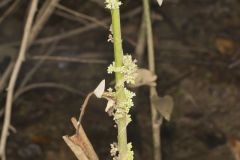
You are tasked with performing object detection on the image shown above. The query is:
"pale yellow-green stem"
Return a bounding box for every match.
[111,3,128,160]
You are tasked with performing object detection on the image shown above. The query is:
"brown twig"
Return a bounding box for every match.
[77,92,94,134]
[0,62,14,93]
[0,0,20,24]
[19,42,58,88]
[34,19,111,45]
[28,0,60,44]
[55,4,136,47]
[135,14,146,65]
[54,10,89,25]
[0,82,85,118]
[89,0,104,7]
[0,1,38,158]
[13,82,85,102]
[29,55,108,64]
[0,0,13,8]
[56,4,106,27]
[143,0,163,159]
[0,7,141,48]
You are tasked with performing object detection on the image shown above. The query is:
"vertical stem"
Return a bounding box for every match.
[0,0,38,158]
[112,8,123,82]
[111,3,128,160]
[143,0,162,160]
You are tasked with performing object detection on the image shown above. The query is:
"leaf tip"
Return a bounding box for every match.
[94,79,105,98]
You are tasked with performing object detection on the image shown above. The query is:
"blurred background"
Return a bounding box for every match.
[0,0,240,159]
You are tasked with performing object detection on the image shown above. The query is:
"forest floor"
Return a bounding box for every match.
[0,0,240,160]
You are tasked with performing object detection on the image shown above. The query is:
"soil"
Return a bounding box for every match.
[0,0,240,160]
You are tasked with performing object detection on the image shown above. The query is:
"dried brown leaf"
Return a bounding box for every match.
[215,38,236,55]
[132,68,157,88]
[63,136,89,160]
[63,117,99,160]
[228,137,240,160]
[151,94,174,121]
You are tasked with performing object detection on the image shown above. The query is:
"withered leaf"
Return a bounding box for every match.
[93,79,105,98]
[157,0,163,6]
[63,117,99,160]
[228,137,240,160]
[63,136,89,160]
[131,68,157,88]
[215,38,236,55]
[151,94,174,121]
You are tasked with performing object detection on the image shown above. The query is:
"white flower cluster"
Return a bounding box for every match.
[105,0,122,9]
[120,88,135,113]
[122,55,138,84]
[106,55,136,160]
[104,87,135,121]
[108,55,138,85]
[127,143,134,160]
[106,55,137,123]
[109,142,134,160]
[110,143,119,160]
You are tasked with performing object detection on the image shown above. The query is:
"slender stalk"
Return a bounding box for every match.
[143,0,162,160]
[111,4,128,160]
[0,0,38,158]
[112,8,123,82]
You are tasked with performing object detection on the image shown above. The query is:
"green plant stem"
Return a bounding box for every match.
[143,0,162,160]
[111,4,128,160]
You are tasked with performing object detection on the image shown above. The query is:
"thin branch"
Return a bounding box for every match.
[0,82,85,118]
[28,0,60,44]
[19,42,58,88]
[135,14,146,65]
[0,7,141,48]
[143,0,162,160]
[0,0,20,24]
[56,4,106,28]
[0,0,38,158]
[77,92,94,134]
[0,0,13,8]
[55,4,136,47]
[54,10,89,25]
[13,82,85,102]
[89,0,104,7]
[0,62,14,93]
[29,55,108,64]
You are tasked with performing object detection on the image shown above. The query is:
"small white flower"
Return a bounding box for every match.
[107,55,138,85]
[108,34,114,43]
[105,0,122,9]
